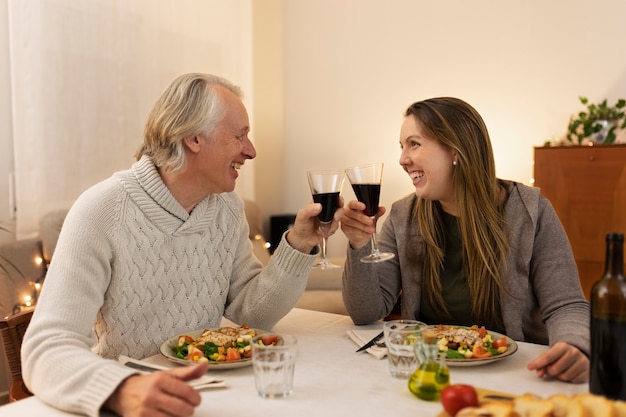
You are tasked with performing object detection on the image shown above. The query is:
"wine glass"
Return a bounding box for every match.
[345,162,395,263]
[307,170,345,269]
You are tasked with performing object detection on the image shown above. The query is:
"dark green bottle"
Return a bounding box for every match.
[590,233,626,400]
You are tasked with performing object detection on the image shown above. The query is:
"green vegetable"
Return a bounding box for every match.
[446,350,466,360]
[172,343,189,359]
[203,342,219,358]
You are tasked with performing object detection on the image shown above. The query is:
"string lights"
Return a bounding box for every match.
[11,254,47,315]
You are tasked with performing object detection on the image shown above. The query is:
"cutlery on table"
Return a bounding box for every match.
[355,331,385,352]
[119,355,226,390]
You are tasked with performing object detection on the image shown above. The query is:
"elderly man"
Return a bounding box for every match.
[22,73,341,417]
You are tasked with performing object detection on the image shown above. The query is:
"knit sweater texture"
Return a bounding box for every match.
[22,156,314,416]
[342,181,590,355]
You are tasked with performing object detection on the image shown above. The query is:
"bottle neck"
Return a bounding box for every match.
[605,235,625,278]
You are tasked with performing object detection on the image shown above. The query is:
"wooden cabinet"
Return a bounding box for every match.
[533,144,626,300]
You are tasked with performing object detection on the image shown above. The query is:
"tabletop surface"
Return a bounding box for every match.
[0,308,589,416]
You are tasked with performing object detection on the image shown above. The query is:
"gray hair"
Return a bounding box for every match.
[136,73,243,172]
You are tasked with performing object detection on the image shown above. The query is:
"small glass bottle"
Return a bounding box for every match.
[408,330,450,401]
[590,232,626,400]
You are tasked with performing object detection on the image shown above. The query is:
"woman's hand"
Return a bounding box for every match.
[340,199,386,250]
[286,197,345,254]
[526,341,589,384]
[104,361,209,417]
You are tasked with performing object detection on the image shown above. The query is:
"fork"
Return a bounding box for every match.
[120,356,226,389]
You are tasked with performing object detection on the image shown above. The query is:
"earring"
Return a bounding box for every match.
[453,160,458,166]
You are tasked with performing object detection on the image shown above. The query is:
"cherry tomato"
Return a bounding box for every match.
[492,337,507,349]
[440,384,479,416]
[472,343,491,359]
[261,335,279,345]
[177,335,194,346]
[185,345,205,361]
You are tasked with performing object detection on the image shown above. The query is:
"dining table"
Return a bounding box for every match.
[0,308,590,416]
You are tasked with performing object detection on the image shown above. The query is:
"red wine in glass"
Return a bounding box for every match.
[350,184,380,217]
[313,192,340,222]
[307,170,345,269]
[345,163,395,264]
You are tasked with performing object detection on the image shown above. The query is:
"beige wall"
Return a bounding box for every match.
[267,0,626,257]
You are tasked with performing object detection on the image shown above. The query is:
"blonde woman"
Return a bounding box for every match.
[341,97,589,384]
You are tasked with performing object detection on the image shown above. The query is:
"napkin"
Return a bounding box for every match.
[117,355,227,389]
[346,329,387,360]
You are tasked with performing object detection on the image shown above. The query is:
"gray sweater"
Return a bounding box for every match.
[343,181,590,355]
[22,156,315,416]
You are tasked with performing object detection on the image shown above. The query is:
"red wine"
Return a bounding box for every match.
[590,316,626,399]
[313,192,340,223]
[351,183,380,217]
[590,233,626,401]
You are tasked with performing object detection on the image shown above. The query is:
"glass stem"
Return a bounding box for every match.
[321,236,329,263]
[369,217,381,256]
[319,221,332,262]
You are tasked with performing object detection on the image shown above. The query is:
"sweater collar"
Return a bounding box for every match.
[119,156,215,235]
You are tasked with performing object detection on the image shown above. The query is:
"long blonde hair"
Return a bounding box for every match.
[404,97,508,330]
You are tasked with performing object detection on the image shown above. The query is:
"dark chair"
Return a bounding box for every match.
[0,309,34,402]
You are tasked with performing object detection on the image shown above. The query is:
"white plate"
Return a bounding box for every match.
[433,326,518,367]
[159,327,266,370]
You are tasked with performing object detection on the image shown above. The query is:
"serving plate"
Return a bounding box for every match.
[159,327,266,369]
[431,326,518,367]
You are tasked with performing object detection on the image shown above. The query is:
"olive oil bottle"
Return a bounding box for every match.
[590,233,626,400]
[408,330,450,401]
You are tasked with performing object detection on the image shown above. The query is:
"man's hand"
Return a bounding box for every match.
[527,341,589,384]
[286,198,344,254]
[104,361,209,417]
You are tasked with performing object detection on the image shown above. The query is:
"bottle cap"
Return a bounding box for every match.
[606,233,624,242]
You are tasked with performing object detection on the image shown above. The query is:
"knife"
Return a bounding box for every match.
[123,360,164,373]
[356,331,384,352]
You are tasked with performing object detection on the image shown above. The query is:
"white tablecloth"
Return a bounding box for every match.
[0,308,589,416]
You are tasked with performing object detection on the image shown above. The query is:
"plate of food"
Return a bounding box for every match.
[160,325,267,369]
[425,324,518,367]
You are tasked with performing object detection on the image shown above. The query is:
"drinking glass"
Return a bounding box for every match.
[383,320,427,379]
[306,170,345,269]
[345,162,395,263]
[251,333,297,399]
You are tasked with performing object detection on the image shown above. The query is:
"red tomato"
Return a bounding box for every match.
[177,335,194,346]
[472,343,491,359]
[261,335,279,346]
[492,337,507,349]
[226,347,241,361]
[185,345,205,362]
[440,384,479,416]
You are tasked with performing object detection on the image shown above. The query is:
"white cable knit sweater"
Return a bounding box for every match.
[22,156,314,416]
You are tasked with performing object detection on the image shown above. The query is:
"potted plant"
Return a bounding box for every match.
[566,96,626,145]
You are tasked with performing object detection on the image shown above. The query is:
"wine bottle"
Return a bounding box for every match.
[590,232,626,400]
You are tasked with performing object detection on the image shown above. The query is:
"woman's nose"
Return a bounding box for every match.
[399,149,410,166]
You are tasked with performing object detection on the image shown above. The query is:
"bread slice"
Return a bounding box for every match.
[513,394,554,417]
[613,400,626,417]
[456,406,494,417]
[456,402,518,417]
[578,393,617,417]
[548,393,589,417]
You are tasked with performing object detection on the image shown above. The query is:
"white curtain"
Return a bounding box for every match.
[8,0,254,239]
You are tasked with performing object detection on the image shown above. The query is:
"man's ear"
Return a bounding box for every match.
[184,136,201,153]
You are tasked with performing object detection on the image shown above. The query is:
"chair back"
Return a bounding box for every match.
[0,309,34,401]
